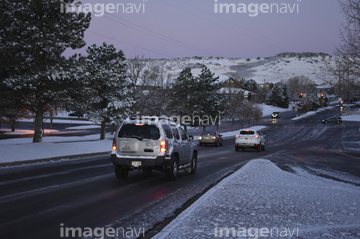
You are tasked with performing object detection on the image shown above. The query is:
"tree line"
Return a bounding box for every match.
[2,0,359,143]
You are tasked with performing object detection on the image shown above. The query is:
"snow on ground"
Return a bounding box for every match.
[290,106,335,121]
[248,55,330,83]
[260,104,291,117]
[148,54,335,85]
[0,133,114,164]
[154,159,360,239]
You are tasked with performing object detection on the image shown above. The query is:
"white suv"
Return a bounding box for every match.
[111,118,198,180]
[235,129,266,152]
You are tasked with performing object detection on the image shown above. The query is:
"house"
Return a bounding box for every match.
[218,76,253,101]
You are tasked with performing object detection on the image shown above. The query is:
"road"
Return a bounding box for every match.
[0,106,359,239]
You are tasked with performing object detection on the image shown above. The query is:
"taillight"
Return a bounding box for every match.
[199,136,202,140]
[236,135,239,138]
[160,140,166,153]
[112,138,117,151]
[254,135,259,138]
[212,136,216,140]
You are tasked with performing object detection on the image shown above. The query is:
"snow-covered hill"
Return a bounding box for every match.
[141,52,335,85]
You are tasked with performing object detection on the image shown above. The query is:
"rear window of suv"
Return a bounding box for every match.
[240,130,255,135]
[118,123,160,140]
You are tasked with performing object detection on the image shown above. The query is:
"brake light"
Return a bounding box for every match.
[199,136,202,140]
[212,136,216,140]
[160,140,166,153]
[254,135,259,138]
[112,138,117,151]
[236,135,239,138]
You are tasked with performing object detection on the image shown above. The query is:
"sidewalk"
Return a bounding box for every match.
[153,159,360,239]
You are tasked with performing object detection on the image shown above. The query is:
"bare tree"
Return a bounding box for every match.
[243,102,254,128]
[286,76,316,100]
[224,90,245,131]
[127,55,147,115]
[252,104,263,125]
[331,0,360,101]
[338,0,360,71]
[127,55,147,86]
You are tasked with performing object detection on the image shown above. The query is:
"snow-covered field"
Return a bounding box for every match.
[143,53,334,84]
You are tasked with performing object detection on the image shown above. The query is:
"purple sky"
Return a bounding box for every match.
[64,0,344,59]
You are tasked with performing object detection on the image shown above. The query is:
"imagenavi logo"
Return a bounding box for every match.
[214,0,302,17]
[60,0,148,17]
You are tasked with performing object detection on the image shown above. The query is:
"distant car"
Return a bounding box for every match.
[235,129,266,152]
[199,131,223,147]
[322,116,342,124]
[271,112,281,118]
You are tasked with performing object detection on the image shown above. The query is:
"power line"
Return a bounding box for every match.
[102,14,217,56]
[87,30,174,58]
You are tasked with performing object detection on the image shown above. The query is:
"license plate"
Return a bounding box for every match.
[131,161,142,167]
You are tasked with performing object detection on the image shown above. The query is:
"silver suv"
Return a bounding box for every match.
[111,118,198,180]
[235,129,266,152]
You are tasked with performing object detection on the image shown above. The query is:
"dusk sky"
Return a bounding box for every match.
[64,0,344,59]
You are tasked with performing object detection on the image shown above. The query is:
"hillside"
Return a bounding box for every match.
[141,52,335,85]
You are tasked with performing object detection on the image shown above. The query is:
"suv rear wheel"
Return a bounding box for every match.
[189,153,197,174]
[166,155,179,181]
[114,166,129,179]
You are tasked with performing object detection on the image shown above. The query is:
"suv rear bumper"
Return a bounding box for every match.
[111,153,170,169]
[235,143,259,149]
[199,139,217,144]
[235,140,261,149]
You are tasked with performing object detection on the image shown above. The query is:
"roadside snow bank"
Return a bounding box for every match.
[0,134,113,164]
[154,159,360,239]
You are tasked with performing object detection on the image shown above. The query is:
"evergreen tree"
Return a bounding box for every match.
[0,0,91,142]
[193,67,224,130]
[267,82,289,108]
[74,43,133,140]
[171,68,195,115]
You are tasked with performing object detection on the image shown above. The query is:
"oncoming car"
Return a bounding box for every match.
[235,129,266,152]
[199,131,223,147]
[321,116,342,124]
[271,112,281,119]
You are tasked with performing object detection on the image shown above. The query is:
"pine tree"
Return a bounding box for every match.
[171,68,195,115]
[267,82,289,108]
[193,67,224,130]
[0,0,91,142]
[75,43,132,140]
